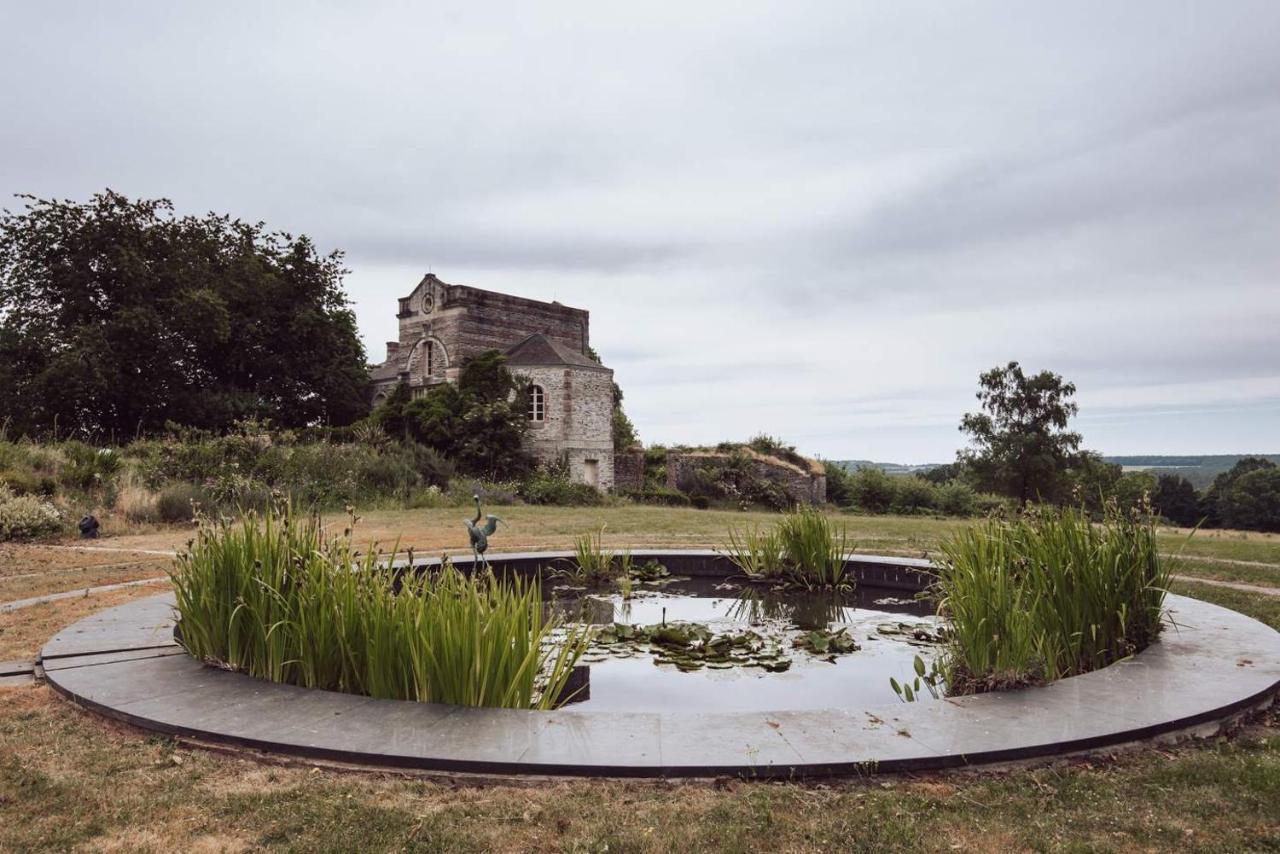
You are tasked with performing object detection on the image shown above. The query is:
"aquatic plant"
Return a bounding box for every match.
[170,503,589,709]
[935,503,1170,694]
[560,526,616,586]
[723,506,852,589]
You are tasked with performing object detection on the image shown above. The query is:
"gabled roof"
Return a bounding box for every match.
[505,333,608,371]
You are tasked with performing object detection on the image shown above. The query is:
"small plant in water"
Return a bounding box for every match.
[559,526,617,586]
[889,654,944,703]
[723,506,852,589]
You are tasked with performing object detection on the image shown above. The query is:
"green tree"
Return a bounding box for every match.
[958,362,1082,503]
[1152,474,1201,527]
[1217,468,1280,533]
[0,191,368,438]
[378,350,535,480]
[1202,457,1277,527]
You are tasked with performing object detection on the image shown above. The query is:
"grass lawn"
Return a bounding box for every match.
[2,505,1278,852]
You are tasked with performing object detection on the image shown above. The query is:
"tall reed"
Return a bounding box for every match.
[723,506,852,589]
[937,503,1170,693]
[170,504,589,709]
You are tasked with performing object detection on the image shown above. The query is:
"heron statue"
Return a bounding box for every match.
[464,493,503,570]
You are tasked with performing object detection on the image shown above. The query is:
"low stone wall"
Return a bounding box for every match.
[664,449,826,505]
[613,447,645,492]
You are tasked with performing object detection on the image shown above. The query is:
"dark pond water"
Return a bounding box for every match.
[539,574,947,713]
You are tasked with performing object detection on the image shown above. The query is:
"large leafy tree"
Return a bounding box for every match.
[1218,467,1280,533]
[0,191,369,438]
[1203,457,1278,529]
[1152,473,1201,527]
[958,361,1082,503]
[378,350,535,480]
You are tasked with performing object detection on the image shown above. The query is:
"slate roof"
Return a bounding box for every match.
[505,333,608,371]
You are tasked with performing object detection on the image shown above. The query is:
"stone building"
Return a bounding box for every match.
[368,274,615,490]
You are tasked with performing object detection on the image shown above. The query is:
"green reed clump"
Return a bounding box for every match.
[559,526,617,586]
[937,503,1170,694]
[170,503,589,709]
[724,506,852,589]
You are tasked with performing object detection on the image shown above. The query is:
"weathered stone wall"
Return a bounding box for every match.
[514,365,615,491]
[393,275,589,375]
[613,447,645,492]
[664,449,826,505]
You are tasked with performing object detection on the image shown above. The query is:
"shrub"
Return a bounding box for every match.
[156,482,209,523]
[0,467,57,497]
[60,441,123,490]
[935,480,978,517]
[823,461,856,507]
[519,464,602,506]
[170,505,589,708]
[936,504,1168,694]
[0,484,63,540]
[624,486,690,507]
[850,467,896,513]
[892,476,938,514]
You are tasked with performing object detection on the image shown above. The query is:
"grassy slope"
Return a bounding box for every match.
[1,505,1278,852]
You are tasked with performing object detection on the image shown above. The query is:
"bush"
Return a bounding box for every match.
[624,486,690,507]
[823,461,856,507]
[0,484,63,540]
[849,468,896,513]
[0,467,57,497]
[519,465,602,506]
[170,505,589,708]
[935,481,978,517]
[892,477,938,514]
[156,482,209,523]
[60,441,124,490]
[937,504,1168,694]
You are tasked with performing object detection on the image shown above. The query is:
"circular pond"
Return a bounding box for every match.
[40,550,1280,779]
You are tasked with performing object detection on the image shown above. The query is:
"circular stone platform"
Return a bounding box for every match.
[39,551,1280,778]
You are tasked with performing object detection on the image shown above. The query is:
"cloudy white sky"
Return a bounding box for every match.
[3,2,1278,462]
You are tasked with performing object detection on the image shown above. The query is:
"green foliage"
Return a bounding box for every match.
[935,480,978,516]
[1152,474,1201,527]
[746,434,809,470]
[170,504,589,709]
[724,507,852,589]
[519,459,602,506]
[561,527,618,586]
[1203,457,1278,529]
[0,483,63,540]
[959,361,1083,503]
[891,476,937,514]
[1217,467,1280,533]
[59,442,123,490]
[0,191,368,438]
[822,460,856,507]
[676,449,793,511]
[849,467,897,513]
[936,504,1169,693]
[373,351,534,481]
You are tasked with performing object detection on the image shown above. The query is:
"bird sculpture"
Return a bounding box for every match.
[464,494,502,570]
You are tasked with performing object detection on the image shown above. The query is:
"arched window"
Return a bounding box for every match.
[528,385,545,422]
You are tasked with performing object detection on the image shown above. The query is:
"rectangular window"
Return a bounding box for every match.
[529,385,545,421]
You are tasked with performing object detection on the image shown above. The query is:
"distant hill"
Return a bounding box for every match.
[832,460,944,476]
[833,454,1280,490]
[1104,454,1280,490]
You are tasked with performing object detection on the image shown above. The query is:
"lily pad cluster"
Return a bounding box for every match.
[875,622,948,646]
[791,627,860,661]
[586,619,869,673]
[587,621,793,672]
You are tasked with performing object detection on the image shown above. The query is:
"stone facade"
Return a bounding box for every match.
[368,274,613,491]
[612,447,646,493]
[664,449,826,505]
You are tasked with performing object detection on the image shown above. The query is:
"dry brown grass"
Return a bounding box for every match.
[0,583,170,660]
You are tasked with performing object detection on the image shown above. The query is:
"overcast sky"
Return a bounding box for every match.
[3,2,1278,462]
